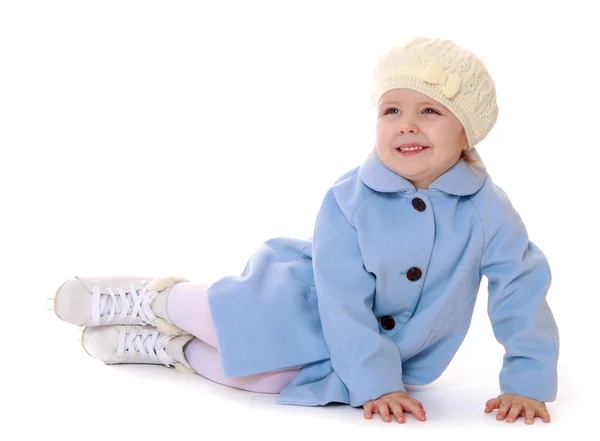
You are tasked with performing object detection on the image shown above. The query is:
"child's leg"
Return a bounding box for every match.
[184,338,301,393]
[166,282,219,348]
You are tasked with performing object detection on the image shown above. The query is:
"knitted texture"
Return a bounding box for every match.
[371,37,498,149]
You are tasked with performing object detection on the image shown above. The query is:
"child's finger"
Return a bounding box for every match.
[505,403,523,423]
[388,400,405,424]
[377,402,392,423]
[485,397,500,413]
[537,406,551,423]
[403,400,427,421]
[496,401,511,420]
[363,402,375,419]
[525,407,536,424]
[411,399,424,410]
[411,400,427,418]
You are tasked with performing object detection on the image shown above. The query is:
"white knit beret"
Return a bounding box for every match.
[371,37,499,149]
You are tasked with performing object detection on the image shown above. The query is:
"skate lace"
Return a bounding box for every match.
[117,326,174,366]
[91,280,158,325]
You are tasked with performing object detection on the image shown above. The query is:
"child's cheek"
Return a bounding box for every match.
[375,121,392,143]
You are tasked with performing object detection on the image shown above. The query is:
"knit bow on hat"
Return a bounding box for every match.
[421,60,462,99]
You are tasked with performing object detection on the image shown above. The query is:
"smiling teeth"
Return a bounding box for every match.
[400,146,424,151]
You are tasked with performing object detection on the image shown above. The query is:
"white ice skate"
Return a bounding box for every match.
[54,276,189,335]
[81,325,195,374]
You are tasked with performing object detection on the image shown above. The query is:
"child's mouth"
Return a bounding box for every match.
[396,146,429,156]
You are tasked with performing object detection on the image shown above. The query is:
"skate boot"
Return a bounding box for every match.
[54,276,189,335]
[81,325,195,374]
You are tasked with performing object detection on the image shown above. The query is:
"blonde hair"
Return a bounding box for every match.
[461,147,484,168]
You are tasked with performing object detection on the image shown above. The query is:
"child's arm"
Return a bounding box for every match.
[479,185,559,403]
[312,188,405,408]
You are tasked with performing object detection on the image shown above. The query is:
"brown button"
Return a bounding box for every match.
[412,198,426,212]
[381,315,395,330]
[407,267,422,281]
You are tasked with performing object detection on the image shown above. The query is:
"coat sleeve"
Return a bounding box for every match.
[479,186,559,402]
[311,188,406,407]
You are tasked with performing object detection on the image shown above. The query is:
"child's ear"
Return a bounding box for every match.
[461,130,469,150]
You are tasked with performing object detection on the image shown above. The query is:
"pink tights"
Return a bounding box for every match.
[166,282,301,394]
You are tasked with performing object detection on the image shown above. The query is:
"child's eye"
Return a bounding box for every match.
[423,108,440,115]
[383,107,399,115]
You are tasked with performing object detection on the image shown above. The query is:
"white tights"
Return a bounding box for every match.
[167,282,301,393]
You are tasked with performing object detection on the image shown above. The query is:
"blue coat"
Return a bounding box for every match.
[206,149,560,408]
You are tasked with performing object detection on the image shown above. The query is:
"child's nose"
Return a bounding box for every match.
[398,121,419,134]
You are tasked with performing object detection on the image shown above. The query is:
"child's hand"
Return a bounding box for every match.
[485,394,551,424]
[363,391,427,423]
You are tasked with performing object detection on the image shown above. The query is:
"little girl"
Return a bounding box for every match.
[54,37,559,425]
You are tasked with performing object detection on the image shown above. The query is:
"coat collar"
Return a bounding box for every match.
[358,149,487,196]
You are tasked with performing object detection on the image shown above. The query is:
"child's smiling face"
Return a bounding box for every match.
[375,88,468,189]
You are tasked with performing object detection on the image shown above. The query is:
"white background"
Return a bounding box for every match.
[2,0,598,439]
